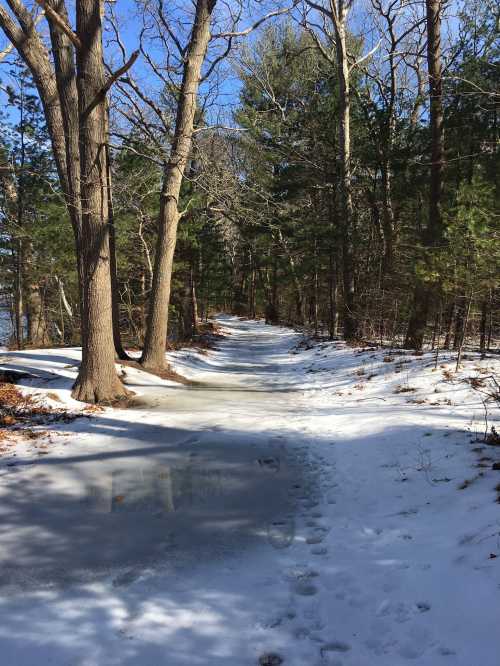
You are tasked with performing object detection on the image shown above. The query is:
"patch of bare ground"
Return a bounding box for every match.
[118,360,191,386]
[169,321,229,354]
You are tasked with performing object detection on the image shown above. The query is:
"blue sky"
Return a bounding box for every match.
[0,0,466,129]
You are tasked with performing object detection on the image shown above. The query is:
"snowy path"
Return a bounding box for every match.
[0,316,499,665]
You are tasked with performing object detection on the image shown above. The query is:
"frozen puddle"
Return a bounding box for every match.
[127,384,303,414]
[87,464,227,514]
[0,437,305,590]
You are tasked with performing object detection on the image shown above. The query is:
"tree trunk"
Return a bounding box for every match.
[71,0,127,403]
[0,3,84,304]
[26,283,50,346]
[46,0,84,310]
[479,297,488,354]
[105,129,130,360]
[14,239,23,349]
[276,229,304,324]
[328,251,339,338]
[190,269,199,335]
[335,18,358,341]
[249,250,256,319]
[443,299,455,349]
[455,290,472,372]
[405,0,444,349]
[141,0,216,370]
[453,297,465,351]
[380,157,396,274]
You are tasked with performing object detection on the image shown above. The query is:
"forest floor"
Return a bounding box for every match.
[0,315,499,666]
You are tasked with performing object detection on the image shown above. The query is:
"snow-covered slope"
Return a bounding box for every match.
[0,315,498,666]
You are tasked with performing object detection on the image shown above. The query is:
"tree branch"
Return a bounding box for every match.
[211,2,300,39]
[82,50,140,119]
[33,0,81,49]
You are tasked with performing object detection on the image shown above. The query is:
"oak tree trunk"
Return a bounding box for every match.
[405,0,444,349]
[141,0,216,369]
[71,0,127,402]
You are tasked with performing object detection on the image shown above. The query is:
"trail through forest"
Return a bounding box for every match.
[0,316,499,665]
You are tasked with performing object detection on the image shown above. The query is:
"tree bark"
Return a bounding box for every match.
[105,128,130,360]
[190,268,199,335]
[380,157,396,274]
[277,229,304,325]
[328,251,339,338]
[0,1,128,401]
[71,0,127,402]
[141,0,216,369]
[405,0,445,349]
[443,299,455,349]
[479,297,488,354]
[26,283,50,346]
[14,238,23,349]
[335,14,359,341]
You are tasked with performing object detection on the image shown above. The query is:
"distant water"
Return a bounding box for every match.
[0,308,13,346]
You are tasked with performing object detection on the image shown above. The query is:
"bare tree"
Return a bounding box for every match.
[139,0,217,369]
[0,0,136,401]
[405,0,445,349]
[109,0,296,370]
[302,0,378,340]
[358,0,426,275]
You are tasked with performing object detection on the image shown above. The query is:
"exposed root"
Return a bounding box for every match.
[71,376,131,405]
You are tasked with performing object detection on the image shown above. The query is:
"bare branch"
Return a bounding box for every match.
[82,49,139,119]
[349,38,381,71]
[211,2,300,40]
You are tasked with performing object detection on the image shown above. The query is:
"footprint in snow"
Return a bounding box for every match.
[258,653,284,666]
[257,457,280,473]
[256,615,283,629]
[285,565,319,581]
[293,626,310,639]
[320,641,352,657]
[285,566,320,596]
[267,517,295,549]
[311,546,328,555]
[112,568,142,588]
[377,599,432,621]
[293,580,318,596]
[306,527,328,545]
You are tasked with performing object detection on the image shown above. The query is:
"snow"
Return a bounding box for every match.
[0,315,499,665]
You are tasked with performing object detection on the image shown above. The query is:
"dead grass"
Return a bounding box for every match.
[485,427,500,447]
[458,476,480,490]
[394,385,417,394]
[469,376,486,389]
[0,381,82,449]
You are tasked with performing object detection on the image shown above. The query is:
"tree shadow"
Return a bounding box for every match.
[0,418,313,591]
[0,419,484,665]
